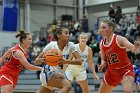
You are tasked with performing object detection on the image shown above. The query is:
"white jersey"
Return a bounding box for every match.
[67,43,89,70]
[43,41,77,73]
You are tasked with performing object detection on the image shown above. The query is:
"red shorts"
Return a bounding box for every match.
[103,64,135,86]
[0,71,18,89]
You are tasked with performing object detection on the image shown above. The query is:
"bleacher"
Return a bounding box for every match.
[14,70,127,93]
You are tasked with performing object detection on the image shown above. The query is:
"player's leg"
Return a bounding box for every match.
[36,85,53,93]
[48,73,71,93]
[121,76,134,93]
[98,70,115,93]
[121,65,135,93]
[76,70,90,93]
[1,84,13,93]
[0,73,15,93]
[60,79,72,93]
[77,80,90,93]
[98,81,115,93]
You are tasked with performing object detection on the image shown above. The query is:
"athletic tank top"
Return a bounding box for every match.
[101,34,131,69]
[0,44,28,74]
[67,43,89,70]
[43,41,77,73]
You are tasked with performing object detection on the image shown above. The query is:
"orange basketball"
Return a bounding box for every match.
[44,49,62,66]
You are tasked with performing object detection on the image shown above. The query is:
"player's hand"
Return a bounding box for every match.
[134,41,140,48]
[58,58,65,65]
[34,58,45,63]
[98,64,105,72]
[0,58,2,65]
[94,74,99,80]
[97,28,102,35]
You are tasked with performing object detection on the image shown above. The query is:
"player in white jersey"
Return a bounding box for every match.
[34,25,82,93]
[65,32,99,93]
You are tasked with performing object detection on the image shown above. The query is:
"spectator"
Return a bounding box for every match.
[135,33,140,61]
[136,6,140,23]
[115,6,122,24]
[88,34,100,56]
[82,15,89,33]
[73,20,80,35]
[119,15,128,36]
[128,13,136,25]
[108,6,115,20]
[32,44,41,60]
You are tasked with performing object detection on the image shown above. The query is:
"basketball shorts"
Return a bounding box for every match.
[65,69,87,81]
[0,71,18,88]
[40,66,57,90]
[103,64,135,86]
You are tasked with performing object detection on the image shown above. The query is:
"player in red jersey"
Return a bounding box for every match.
[98,19,140,93]
[0,30,42,93]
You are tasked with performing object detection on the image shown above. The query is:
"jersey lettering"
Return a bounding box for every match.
[106,53,119,65]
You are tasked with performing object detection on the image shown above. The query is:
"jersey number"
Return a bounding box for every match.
[106,53,119,64]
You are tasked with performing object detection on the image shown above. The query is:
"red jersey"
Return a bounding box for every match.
[0,44,28,74]
[101,34,131,69]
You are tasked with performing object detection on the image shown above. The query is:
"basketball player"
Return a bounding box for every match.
[0,30,42,93]
[65,32,99,93]
[34,25,82,93]
[98,19,140,93]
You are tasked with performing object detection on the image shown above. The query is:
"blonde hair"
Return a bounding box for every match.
[78,32,88,40]
[79,32,88,37]
[102,19,115,30]
[47,25,60,33]
[98,19,115,35]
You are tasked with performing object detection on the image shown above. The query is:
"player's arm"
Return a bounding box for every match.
[14,50,42,71]
[34,52,45,65]
[68,50,73,60]
[60,51,82,65]
[98,43,107,72]
[34,43,52,65]
[88,47,99,80]
[117,35,140,53]
[0,47,13,65]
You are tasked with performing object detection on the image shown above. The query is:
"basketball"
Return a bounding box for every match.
[44,49,62,66]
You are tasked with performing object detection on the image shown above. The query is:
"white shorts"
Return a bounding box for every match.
[40,66,57,90]
[65,69,87,81]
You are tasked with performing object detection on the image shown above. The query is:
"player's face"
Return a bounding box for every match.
[60,28,70,43]
[100,22,112,38]
[79,34,87,44]
[23,35,32,48]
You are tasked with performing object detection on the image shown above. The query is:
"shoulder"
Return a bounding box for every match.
[49,41,57,45]
[14,50,24,56]
[68,42,75,45]
[88,46,92,53]
[75,43,79,47]
[116,34,126,43]
[68,42,75,47]
[45,41,56,47]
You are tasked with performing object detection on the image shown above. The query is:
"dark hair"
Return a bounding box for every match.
[47,25,67,40]
[15,30,30,42]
